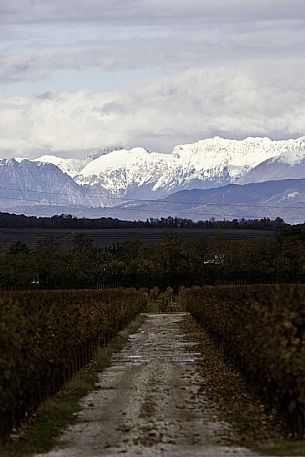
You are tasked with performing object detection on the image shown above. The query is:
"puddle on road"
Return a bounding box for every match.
[175,341,198,348]
[128,333,141,340]
[126,359,150,366]
[172,357,202,366]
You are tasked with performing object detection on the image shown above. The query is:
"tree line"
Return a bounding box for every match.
[1,226,305,290]
[0,212,287,231]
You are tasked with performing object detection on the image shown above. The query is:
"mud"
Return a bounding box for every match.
[35,313,256,457]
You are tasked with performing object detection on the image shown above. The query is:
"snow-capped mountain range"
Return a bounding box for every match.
[2,136,305,219]
[33,136,305,196]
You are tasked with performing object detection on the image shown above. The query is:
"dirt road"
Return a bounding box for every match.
[35,313,256,456]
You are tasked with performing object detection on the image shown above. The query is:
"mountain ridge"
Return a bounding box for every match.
[2,136,305,222]
[0,158,112,209]
[238,148,305,184]
[33,136,305,199]
[103,178,305,223]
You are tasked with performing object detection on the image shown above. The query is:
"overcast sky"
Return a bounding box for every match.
[1,0,305,157]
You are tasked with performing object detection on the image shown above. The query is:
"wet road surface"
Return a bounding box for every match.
[35,313,256,457]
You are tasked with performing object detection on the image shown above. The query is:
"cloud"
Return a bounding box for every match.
[0,2,305,153]
[1,20,305,86]
[0,69,304,157]
[1,1,305,25]
[1,0,305,98]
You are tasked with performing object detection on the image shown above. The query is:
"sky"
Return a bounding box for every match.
[1,0,305,157]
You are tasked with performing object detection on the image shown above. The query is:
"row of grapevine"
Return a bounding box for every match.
[0,288,147,437]
[180,284,305,433]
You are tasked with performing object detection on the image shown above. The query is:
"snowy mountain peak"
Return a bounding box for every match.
[75,137,304,197]
[34,154,88,177]
[171,136,305,176]
[82,147,157,177]
[7,136,305,206]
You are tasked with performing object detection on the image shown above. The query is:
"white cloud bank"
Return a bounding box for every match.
[1,69,305,157]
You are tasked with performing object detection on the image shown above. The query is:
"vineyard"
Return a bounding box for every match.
[179,284,305,433]
[3,281,305,453]
[0,288,147,437]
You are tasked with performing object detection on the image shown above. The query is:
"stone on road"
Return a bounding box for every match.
[35,313,255,457]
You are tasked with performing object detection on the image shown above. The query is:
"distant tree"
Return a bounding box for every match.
[1,242,32,289]
[33,238,67,289]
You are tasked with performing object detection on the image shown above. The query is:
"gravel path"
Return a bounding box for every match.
[35,313,256,457]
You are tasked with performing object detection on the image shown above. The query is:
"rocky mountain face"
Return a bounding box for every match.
[0,159,112,210]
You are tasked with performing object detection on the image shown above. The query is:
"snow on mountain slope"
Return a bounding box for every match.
[0,159,111,210]
[33,147,125,178]
[172,137,305,176]
[34,155,88,178]
[75,137,305,198]
[277,148,305,165]
[13,136,305,207]
[79,148,184,197]
[238,148,305,184]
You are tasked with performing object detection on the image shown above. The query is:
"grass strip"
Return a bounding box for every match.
[257,440,305,456]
